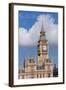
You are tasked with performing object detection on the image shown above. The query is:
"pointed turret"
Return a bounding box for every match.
[40,23,46,40]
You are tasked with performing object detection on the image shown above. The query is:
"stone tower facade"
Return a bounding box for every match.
[38,24,48,66]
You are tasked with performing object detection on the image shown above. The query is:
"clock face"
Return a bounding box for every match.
[43,46,46,50]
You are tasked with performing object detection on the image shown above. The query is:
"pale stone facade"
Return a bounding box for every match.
[18,24,53,79]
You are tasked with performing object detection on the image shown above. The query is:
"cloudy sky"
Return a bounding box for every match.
[18,11,58,68]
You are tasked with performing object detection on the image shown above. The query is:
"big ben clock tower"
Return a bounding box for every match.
[19,23,54,79]
[38,24,49,66]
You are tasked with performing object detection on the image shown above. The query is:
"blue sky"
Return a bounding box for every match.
[19,11,58,30]
[18,10,58,68]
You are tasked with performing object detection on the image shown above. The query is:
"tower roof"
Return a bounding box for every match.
[40,23,45,35]
[41,22,44,32]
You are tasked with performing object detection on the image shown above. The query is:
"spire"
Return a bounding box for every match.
[41,22,44,32]
[23,58,25,68]
[40,22,45,34]
[40,22,46,40]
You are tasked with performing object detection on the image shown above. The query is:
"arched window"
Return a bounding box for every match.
[22,75,24,79]
[40,74,42,78]
[37,74,39,78]
[48,73,50,77]
[43,74,45,77]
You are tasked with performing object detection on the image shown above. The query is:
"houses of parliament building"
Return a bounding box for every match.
[18,24,54,79]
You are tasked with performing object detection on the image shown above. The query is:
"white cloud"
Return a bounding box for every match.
[18,15,58,46]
